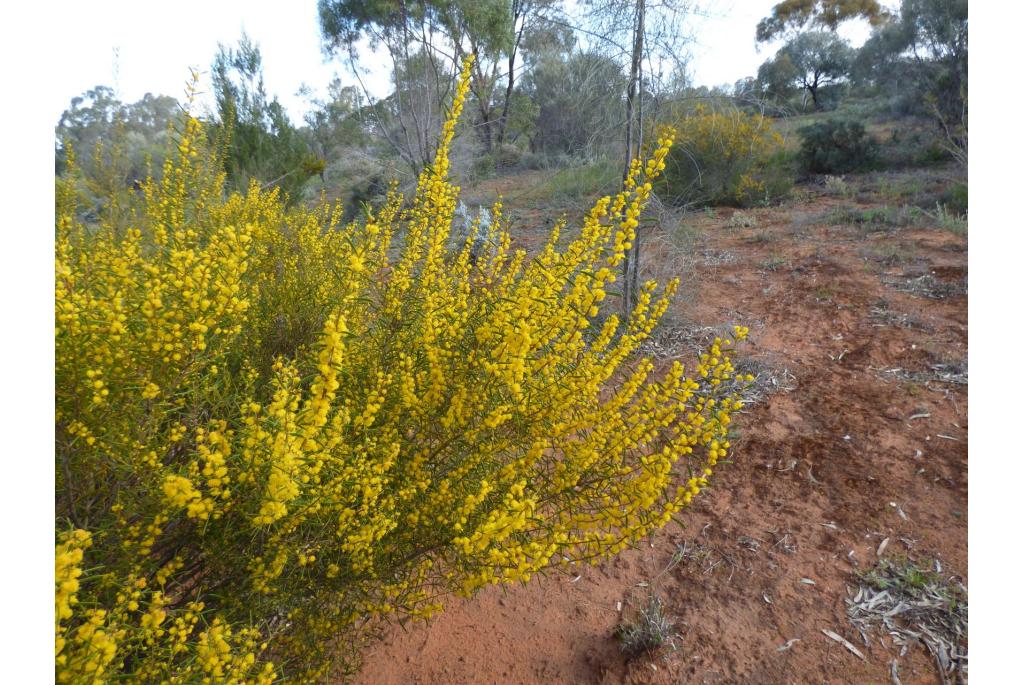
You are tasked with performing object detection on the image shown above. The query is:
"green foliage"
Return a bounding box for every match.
[940,182,967,216]
[756,51,800,103]
[469,143,523,179]
[319,0,511,53]
[501,90,541,146]
[828,204,923,228]
[538,158,620,200]
[853,0,967,155]
[931,202,966,236]
[797,119,878,174]
[521,50,627,156]
[317,0,546,158]
[210,33,316,204]
[871,125,950,169]
[302,77,368,160]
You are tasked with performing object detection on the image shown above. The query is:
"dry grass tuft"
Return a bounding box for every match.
[884,272,966,299]
[639,321,724,361]
[615,594,677,657]
[869,299,930,330]
[726,211,758,229]
[729,356,797,405]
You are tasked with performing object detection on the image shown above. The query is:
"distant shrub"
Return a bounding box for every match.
[915,144,952,166]
[828,204,923,229]
[797,120,878,174]
[515,150,548,170]
[875,126,951,169]
[823,174,853,198]
[656,106,790,207]
[462,144,523,181]
[495,143,521,169]
[322,153,396,219]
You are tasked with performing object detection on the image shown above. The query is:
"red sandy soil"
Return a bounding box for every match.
[351,173,968,684]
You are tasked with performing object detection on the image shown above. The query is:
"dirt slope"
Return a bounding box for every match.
[352,174,968,685]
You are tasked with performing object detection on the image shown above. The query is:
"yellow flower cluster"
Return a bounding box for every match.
[55,58,750,682]
[658,104,786,206]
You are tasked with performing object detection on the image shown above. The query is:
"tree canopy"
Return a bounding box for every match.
[756,0,889,43]
[759,31,853,109]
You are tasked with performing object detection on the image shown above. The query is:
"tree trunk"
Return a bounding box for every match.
[497,4,526,147]
[621,0,645,320]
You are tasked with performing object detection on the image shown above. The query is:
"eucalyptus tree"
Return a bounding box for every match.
[318,0,565,170]
[759,31,854,109]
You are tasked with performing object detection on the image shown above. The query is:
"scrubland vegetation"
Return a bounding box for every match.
[55,0,967,682]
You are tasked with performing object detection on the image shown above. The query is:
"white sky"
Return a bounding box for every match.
[691,1,874,86]
[47,0,876,129]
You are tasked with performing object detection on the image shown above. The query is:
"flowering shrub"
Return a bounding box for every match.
[655,106,789,207]
[55,60,750,682]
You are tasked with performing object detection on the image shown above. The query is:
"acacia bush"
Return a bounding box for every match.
[55,61,750,682]
[655,106,790,207]
[797,119,879,174]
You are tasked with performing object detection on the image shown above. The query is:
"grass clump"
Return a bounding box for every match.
[823,174,854,198]
[930,203,967,236]
[55,59,752,682]
[726,211,758,229]
[615,594,677,656]
[521,157,620,204]
[939,182,967,216]
[760,254,787,272]
[828,204,924,230]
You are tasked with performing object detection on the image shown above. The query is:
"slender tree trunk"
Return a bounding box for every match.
[631,49,644,313]
[497,3,526,147]
[807,70,821,110]
[621,0,645,320]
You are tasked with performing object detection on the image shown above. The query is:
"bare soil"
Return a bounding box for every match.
[352,169,967,685]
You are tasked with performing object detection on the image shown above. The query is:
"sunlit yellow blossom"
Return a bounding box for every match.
[54,57,750,682]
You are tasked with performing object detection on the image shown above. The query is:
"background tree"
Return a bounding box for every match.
[760,31,853,110]
[579,0,699,317]
[492,0,567,148]
[521,49,626,155]
[210,33,317,202]
[300,77,368,163]
[755,50,799,105]
[55,87,178,180]
[318,1,566,169]
[320,1,503,170]
[854,0,966,161]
